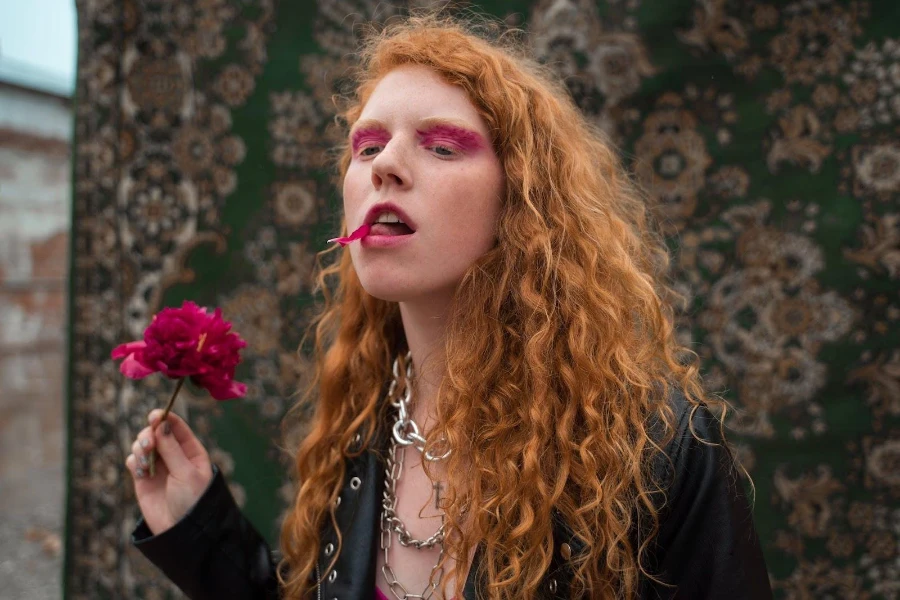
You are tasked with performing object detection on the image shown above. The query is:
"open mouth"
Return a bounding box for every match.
[327,206,418,247]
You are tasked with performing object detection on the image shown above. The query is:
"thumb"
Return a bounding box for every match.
[150,411,205,476]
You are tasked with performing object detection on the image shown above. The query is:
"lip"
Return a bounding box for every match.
[360,231,416,248]
[363,202,418,232]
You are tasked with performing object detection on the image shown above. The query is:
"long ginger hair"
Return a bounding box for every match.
[278,12,720,600]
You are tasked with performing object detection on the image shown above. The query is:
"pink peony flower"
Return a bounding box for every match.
[111,301,247,400]
[327,223,370,246]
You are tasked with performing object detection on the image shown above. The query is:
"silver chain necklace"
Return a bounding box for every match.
[380,352,451,599]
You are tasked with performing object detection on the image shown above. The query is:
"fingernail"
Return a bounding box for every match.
[139,438,149,449]
[139,455,149,467]
[163,422,171,436]
[135,467,145,478]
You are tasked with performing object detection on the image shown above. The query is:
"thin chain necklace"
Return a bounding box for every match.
[380,352,451,599]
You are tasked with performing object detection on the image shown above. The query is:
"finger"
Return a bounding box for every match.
[132,440,154,471]
[132,428,154,455]
[142,451,169,482]
[136,425,155,448]
[148,409,164,426]
[126,451,169,483]
[151,411,208,463]
[125,453,147,480]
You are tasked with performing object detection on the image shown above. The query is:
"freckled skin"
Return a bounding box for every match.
[342,65,505,596]
[342,64,505,304]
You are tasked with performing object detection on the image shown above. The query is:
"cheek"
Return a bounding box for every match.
[342,169,365,213]
[466,166,504,230]
[445,179,502,250]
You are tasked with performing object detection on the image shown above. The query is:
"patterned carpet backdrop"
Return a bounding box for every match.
[65,0,900,598]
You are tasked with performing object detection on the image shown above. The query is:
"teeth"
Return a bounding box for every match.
[373,211,404,224]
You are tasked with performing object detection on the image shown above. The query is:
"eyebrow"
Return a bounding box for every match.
[349,117,487,147]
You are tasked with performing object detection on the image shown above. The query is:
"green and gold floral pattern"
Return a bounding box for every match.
[67,1,900,598]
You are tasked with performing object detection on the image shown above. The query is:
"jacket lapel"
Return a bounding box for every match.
[322,445,384,599]
[335,438,578,599]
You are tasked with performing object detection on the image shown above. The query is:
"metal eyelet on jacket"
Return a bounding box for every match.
[548,578,558,594]
[324,543,334,557]
[349,476,361,490]
[328,569,337,583]
[335,495,341,507]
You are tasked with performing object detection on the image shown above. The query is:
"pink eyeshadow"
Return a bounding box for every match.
[418,124,485,152]
[351,127,390,153]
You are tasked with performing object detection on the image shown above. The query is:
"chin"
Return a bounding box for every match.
[362,287,409,303]
[357,274,457,305]
[357,277,418,303]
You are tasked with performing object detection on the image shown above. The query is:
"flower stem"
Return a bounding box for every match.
[149,377,185,477]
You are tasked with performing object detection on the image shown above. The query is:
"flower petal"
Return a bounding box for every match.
[327,224,370,247]
[194,375,247,400]
[111,341,146,360]
[118,302,246,389]
[119,354,156,379]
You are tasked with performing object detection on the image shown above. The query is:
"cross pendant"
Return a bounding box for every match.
[433,481,443,510]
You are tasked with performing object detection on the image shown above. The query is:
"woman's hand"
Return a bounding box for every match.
[125,409,214,535]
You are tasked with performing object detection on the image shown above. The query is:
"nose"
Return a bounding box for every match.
[370,139,410,190]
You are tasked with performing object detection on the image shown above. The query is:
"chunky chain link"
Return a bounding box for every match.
[380,352,450,599]
[383,436,446,549]
[389,352,452,462]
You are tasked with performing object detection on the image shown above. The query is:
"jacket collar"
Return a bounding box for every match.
[338,431,584,599]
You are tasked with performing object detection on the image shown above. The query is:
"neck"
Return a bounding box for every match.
[398,295,451,428]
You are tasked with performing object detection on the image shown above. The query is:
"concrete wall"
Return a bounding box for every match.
[0,81,70,600]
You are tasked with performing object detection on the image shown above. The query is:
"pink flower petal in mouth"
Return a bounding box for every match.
[327,224,371,246]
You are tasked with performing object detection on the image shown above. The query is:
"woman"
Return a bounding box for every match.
[125,13,772,600]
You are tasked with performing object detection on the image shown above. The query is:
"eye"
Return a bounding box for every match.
[358,145,382,157]
[429,144,456,157]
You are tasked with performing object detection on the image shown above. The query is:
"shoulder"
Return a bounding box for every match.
[649,386,739,499]
[642,389,774,599]
[664,386,727,450]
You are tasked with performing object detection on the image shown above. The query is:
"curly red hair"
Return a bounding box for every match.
[278,11,722,599]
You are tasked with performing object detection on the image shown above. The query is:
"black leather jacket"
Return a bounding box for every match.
[132,393,773,599]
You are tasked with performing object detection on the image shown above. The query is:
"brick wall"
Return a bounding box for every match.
[0,82,71,600]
